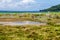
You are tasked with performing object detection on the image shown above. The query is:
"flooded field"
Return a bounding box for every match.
[0,21,46,26]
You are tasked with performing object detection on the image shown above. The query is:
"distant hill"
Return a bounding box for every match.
[40,4,60,12]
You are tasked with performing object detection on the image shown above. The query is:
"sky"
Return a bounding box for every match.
[0,0,60,11]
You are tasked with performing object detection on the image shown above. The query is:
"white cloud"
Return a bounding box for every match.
[0,0,12,3]
[0,0,36,10]
[16,0,36,6]
[20,0,35,3]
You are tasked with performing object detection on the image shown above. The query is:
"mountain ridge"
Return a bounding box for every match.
[40,4,60,12]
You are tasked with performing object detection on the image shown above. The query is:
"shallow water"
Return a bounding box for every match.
[0,21,46,26]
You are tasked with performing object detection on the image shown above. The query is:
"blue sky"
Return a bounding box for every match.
[0,0,60,11]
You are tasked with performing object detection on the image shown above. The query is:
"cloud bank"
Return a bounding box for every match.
[0,0,36,11]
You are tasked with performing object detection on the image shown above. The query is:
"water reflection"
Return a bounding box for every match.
[0,21,46,25]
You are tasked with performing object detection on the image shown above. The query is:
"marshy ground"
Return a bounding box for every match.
[0,12,60,40]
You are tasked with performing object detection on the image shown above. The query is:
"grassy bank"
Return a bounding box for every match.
[0,12,60,22]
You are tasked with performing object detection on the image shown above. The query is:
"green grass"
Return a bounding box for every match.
[0,12,60,40]
[0,25,60,40]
